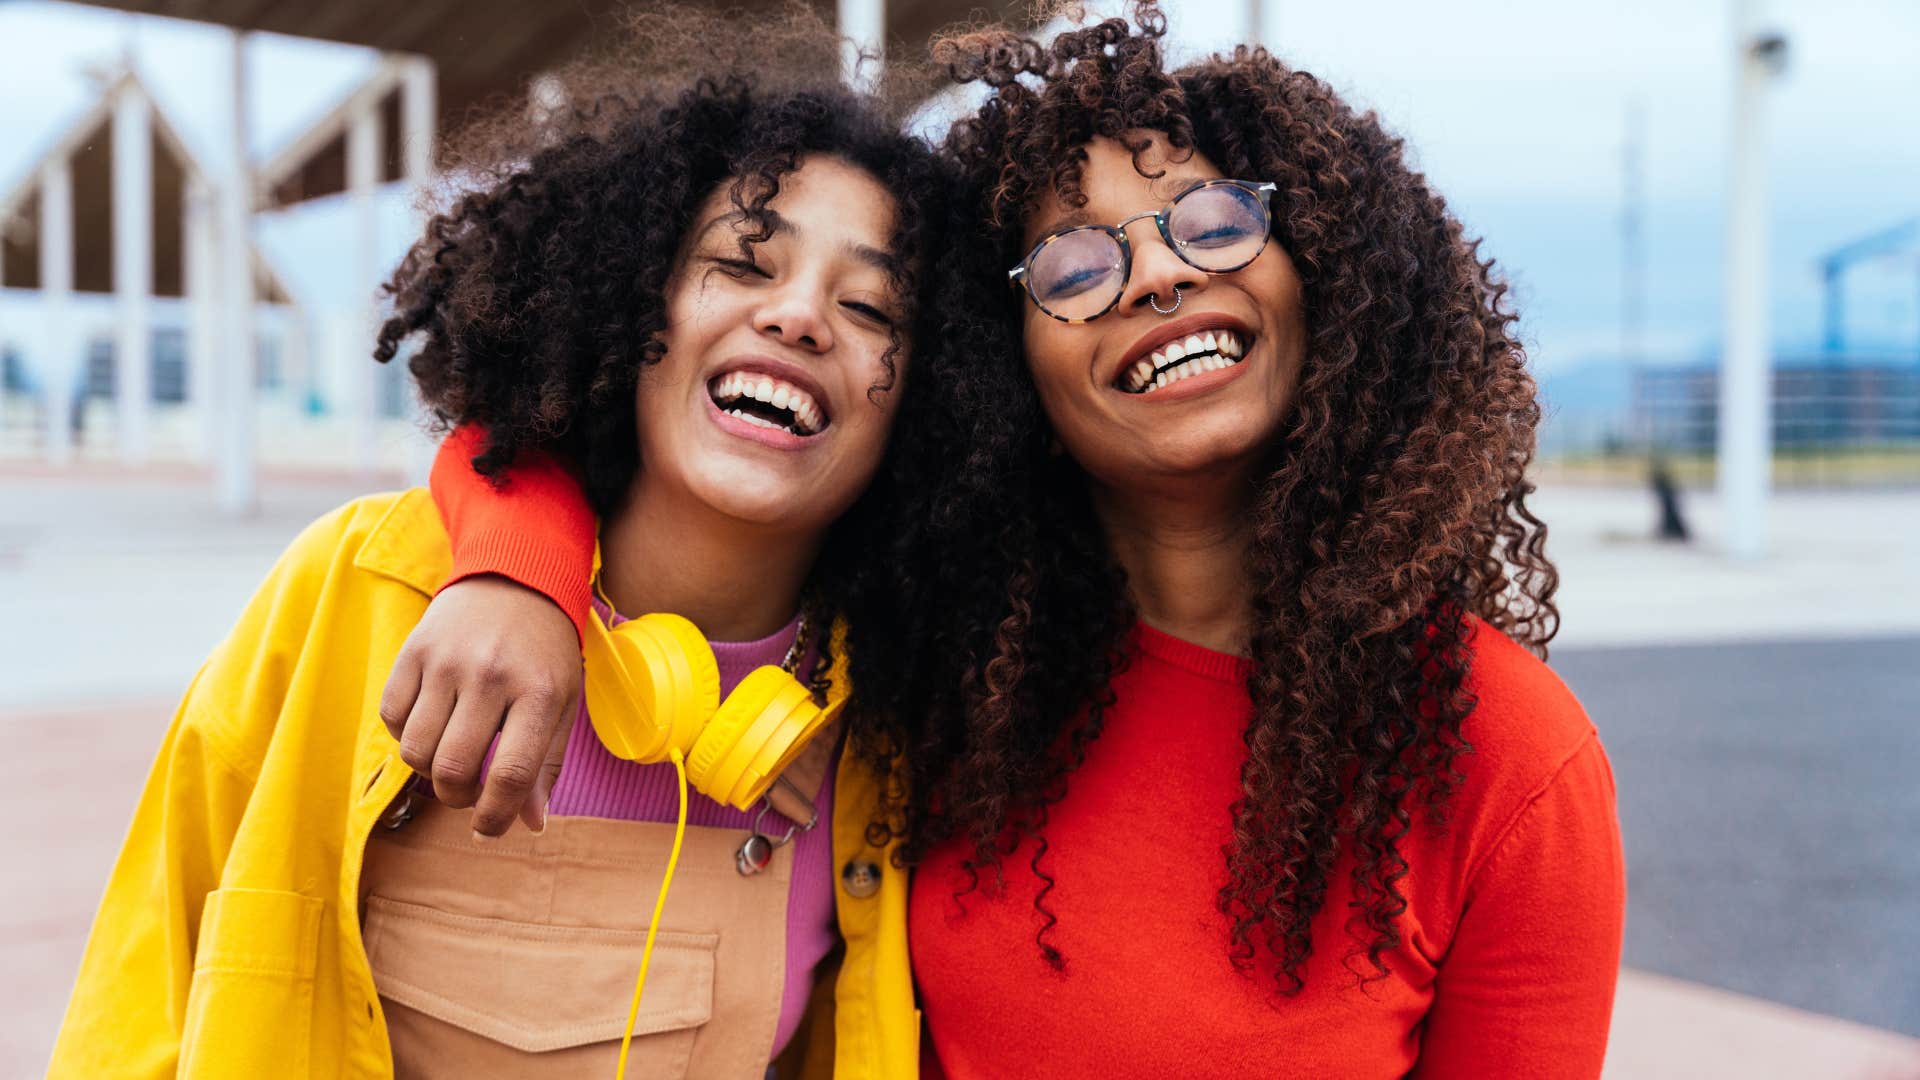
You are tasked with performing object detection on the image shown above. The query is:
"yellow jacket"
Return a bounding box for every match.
[49,489,916,1079]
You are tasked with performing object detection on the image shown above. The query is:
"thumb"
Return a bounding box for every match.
[519,687,578,835]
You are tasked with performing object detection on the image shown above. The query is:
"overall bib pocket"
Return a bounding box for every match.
[363,894,719,1077]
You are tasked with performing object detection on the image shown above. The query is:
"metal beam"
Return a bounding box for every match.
[113,80,154,463]
[346,85,382,477]
[840,0,885,91]
[216,30,257,514]
[40,157,76,465]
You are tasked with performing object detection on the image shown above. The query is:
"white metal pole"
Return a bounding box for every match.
[113,78,154,464]
[1717,1,1782,560]
[838,0,884,92]
[40,156,76,466]
[400,57,436,187]
[400,55,438,487]
[346,91,383,477]
[216,30,257,514]
[185,174,219,461]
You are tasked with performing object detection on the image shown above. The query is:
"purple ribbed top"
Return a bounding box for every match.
[546,603,840,1059]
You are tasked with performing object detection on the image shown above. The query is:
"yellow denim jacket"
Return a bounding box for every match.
[49,489,916,1079]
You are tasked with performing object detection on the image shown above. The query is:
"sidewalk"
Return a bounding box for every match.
[1526,482,1920,650]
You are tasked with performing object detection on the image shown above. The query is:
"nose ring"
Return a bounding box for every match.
[1149,286,1183,316]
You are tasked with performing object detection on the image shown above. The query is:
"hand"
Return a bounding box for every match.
[379,574,583,836]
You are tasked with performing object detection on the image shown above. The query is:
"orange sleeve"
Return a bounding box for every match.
[1412,734,1627,1080]
[429,423,596,644]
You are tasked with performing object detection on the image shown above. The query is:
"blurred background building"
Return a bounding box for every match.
[2,0,1917,1076]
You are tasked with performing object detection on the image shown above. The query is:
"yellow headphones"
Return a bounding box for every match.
[580,551,848,812]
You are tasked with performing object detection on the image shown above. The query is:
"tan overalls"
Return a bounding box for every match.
[357,734,837,1079]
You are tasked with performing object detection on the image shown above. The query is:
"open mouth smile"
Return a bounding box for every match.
[708,369,829,437]
[1115,328,1249,394]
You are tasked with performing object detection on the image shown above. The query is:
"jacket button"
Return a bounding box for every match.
[841,859,881,899]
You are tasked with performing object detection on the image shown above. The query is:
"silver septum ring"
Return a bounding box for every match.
[1149,287,1183,316]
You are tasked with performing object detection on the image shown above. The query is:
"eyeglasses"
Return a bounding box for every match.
[1007,179,1278,323]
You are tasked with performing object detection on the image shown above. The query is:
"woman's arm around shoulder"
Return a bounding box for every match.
[377,425,597,836]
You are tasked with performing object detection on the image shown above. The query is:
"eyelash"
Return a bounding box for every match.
[843,301,893,328]
[709,256,893,328]
[710,256,768,278]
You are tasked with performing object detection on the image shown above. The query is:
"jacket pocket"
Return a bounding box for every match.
[179,888,325,1079]
[362,895,718,1077]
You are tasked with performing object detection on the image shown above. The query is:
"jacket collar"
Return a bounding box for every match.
[351,487,453,598]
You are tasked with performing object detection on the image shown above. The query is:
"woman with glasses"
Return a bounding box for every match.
[391,4,1625,1076]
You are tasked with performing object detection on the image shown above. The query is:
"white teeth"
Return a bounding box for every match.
[1127,328,1252,393]
[711,371,825,434]
[726,408,783,431]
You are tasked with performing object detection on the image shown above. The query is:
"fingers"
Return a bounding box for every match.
[378,649,424,742]
[430,686,507,810]
[469,683,561,837]
[518,685,579,835]
[396,670,457,778]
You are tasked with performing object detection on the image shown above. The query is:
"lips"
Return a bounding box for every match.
[1119,328,1247,393]
[1108,312,1256,395]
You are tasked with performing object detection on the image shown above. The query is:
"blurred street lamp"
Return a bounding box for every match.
[1718,3,1787,560]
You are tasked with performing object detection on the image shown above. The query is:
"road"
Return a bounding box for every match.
[1555,636,1920,1037]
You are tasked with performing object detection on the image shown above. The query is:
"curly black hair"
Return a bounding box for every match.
[370,4,974,783]
[867,1,1561,994]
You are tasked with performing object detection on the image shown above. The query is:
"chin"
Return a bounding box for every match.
[702,490,811,528]
[1147,425,1277,478]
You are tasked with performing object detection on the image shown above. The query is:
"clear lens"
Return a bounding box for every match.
[1027,228,1126,321]
[1167,184,1268,271]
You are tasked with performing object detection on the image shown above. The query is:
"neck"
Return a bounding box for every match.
[1091,471,1256,657]
[599,476,820,643]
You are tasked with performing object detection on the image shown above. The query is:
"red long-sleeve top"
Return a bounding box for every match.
[912,622,1625,1080]
[429,425,596,642]
[426,428,1627,1079]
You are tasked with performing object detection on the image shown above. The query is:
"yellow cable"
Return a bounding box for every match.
[615,747,689,1080]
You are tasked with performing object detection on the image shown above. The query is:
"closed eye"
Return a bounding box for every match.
[842,300,894,327]
[709,256,770,278]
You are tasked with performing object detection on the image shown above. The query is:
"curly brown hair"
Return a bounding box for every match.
[883,2,1560,993]
[369,4,976,777]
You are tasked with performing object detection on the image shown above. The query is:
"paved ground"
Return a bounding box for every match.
[3,467,1919,1076]
[1555,636,1920,1037]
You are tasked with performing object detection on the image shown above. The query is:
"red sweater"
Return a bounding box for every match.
[427,430,1626,1078]
[911,622,1624,1080]
[429,425,596,642]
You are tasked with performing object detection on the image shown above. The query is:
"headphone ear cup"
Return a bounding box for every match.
[581,609,720,763]
[687,666,829,811]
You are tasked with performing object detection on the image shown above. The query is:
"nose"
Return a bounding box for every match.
[755,284,834,353]
[1114,218,1203,316]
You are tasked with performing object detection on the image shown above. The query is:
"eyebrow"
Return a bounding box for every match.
[1027,177,1214,238]
[699,208,896,274]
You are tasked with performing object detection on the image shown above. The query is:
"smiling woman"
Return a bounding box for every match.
[890,4,1626,1078]
[48,6,952,1078]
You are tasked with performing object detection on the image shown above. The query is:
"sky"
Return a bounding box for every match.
[1,0,1917,382]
